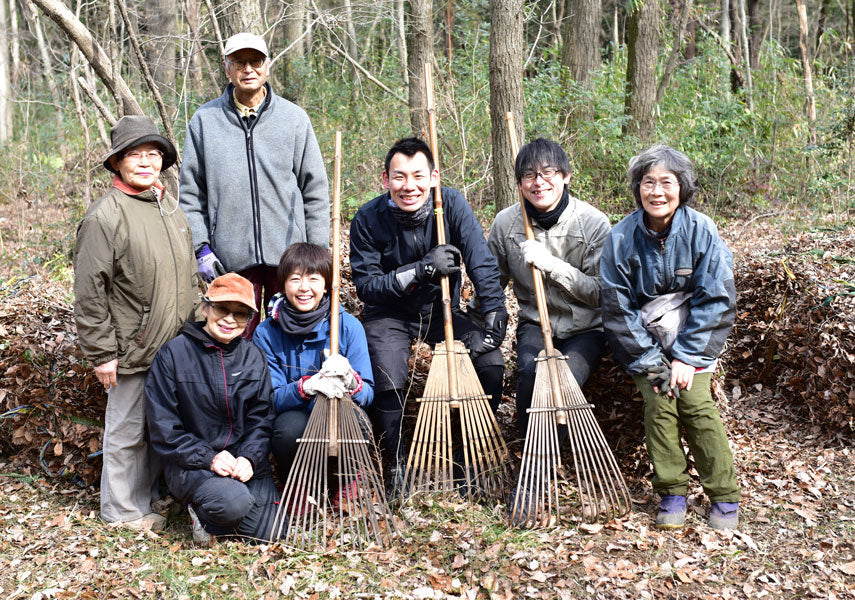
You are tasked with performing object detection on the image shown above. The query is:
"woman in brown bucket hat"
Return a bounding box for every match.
[73,115,198,532]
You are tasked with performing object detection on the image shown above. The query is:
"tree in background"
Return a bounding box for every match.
[489,0,524,212]
[623,0,659,141]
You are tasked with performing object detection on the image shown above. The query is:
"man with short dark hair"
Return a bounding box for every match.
[488,138,610,441]
[349,137,508,492]
[180,32,329,338]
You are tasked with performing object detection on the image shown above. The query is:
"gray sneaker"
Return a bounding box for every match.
[188,505,211,544]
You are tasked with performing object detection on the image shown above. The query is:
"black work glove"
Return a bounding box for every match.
[646,357,680,398]
[462,307,508,358]
[417,245,462,279]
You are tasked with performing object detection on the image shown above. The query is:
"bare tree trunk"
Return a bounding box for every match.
[341,0,357,59]
[219,0,262,36]
[8,0,18,84]
[0,0,12,142]
[396,0,407,84]
[70,54,91,204]
[747,0,766,71]
[22,0,59,103]
[737,0,754,111]
[656,0,691,105]
[489,0,524,212]
[561,0,602,85]
[623,0,659,140]
[407,0,434,137]
[150,0,178,94]
[185,0,203,94]
[445,0,453,63]
[814,0,831,56]
[795,0,817,146]
[720,0,731,46]
[283,0,306,59]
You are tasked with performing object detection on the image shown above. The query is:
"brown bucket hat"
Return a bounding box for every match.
[102,115,177,173]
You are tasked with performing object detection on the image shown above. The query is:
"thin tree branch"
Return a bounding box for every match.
[328,41,407,105]
[656,0,691,105]
[77,76,117,126]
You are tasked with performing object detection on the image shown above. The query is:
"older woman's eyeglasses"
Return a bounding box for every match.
[206,301,254,324]
[124,149,164,162]
[520,167,559,183]
[640,178,679,192]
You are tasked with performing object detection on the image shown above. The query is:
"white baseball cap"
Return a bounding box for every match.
[223,32,269,58]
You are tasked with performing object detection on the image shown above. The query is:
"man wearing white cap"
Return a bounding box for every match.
[180,32,330,338]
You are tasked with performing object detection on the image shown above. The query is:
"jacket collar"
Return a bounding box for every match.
[633,204,687,238]
[224,82,272,121]
[112,173,164,202]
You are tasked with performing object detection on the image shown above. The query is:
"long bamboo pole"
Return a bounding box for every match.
[424,63,460,406]
[328,131,343,457]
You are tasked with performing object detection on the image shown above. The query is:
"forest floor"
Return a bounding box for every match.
[1,195,854,599]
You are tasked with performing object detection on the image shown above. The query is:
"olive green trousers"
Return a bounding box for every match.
[633,372,740,503]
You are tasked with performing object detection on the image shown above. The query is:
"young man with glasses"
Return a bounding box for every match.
[487,138,611,446]
[179,32,329,338]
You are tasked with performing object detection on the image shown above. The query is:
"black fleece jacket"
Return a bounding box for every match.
[349,187,505,322]
[145,321,274,501]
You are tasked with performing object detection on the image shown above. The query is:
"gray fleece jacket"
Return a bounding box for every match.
[179,84,330,272]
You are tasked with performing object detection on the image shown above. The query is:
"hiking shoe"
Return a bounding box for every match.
[112,512,165,532]
[188,505,211,544]
[708,502,739,530]
[656,495,687,529]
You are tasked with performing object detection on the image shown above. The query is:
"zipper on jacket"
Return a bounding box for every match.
[160,207,181,329]
[209,344,234,449]
[244,127,264,266]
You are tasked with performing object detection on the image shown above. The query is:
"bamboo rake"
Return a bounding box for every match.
[270,132,395,548]
[505,113,631,525]
[403,64,509,498]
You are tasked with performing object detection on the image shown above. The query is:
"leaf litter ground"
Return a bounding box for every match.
[1,203,854,598]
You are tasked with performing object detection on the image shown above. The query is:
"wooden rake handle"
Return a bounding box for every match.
[425,63,460,406]
[328,131,343,456]
[505,113,565,424]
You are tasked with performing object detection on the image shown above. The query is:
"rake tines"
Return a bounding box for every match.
[405,341,509,498]
[270,393,396,549]
[557,357,632,521]
[510,350,561,526]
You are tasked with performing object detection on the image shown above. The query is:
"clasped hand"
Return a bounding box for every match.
[210,450,253,482]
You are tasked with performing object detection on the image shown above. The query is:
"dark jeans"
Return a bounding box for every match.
[515,321,606,439]
[190,474,283,542]
[364,311,505,465]
[237,264,279,339]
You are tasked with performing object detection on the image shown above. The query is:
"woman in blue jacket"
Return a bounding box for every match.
[600,145,740,530]
[252,243,374,497]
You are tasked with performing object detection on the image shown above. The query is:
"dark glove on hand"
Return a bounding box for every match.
[462,307,508,357]
[646,358,680,398]
[418,245,462,279]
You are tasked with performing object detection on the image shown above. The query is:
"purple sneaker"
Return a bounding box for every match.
[708,502,739,530]
[656,494,687,529]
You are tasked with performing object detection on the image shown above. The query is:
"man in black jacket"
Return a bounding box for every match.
[349,138,508,492]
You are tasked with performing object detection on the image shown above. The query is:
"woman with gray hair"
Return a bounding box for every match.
[599,144,741,530]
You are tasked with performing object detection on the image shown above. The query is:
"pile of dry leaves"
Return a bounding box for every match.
[724,223,855,435]
[0,276,106,485]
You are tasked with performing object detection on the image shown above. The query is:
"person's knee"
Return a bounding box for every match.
[194,478,253,527]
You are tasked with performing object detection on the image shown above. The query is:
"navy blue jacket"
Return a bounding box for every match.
[252,310,374,413]
[349,188,505,321]
[600,205,736,375]
[145,321,274,502]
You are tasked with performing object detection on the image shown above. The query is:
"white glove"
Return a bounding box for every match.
[520,239,561,274]
[302,371,349,399]
[320,354,359,392]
